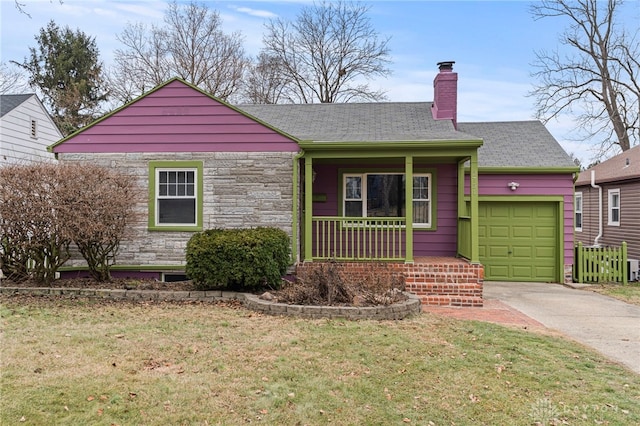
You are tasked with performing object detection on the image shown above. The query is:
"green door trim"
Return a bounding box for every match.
[478,196,564,283]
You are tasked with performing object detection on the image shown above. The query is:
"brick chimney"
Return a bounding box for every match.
[431,61,458,129]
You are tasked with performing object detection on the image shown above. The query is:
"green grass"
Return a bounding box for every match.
[587,281,640,306]
[1,296,639,425]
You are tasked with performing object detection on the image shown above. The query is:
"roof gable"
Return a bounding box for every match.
[576,144,640,185]
[51,78,300,154]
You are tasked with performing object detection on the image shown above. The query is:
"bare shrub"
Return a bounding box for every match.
[0,163,137,284]
[56,163,138,282]
[276,261,406,306]
[0,163,71,284]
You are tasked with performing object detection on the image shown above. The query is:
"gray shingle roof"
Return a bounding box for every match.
[458,121,577,168]
[239,102,575,168]
[240,102,478,142]
[0,94,34,118]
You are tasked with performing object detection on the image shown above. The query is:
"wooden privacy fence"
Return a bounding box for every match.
[574,242,628,284]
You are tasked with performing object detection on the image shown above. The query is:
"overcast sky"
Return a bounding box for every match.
[2,0,639,164]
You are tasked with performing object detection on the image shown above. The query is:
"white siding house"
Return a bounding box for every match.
[1,94,61,165]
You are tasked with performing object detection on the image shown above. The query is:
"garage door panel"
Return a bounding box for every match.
[535,246,555,259]
[479,202,558,282]
[512,226,533,238]
[536,226,555,238]
[536,207,555,218]
[535,266,555,279]
[489,206,509,218]
[512,266,533,279]
[486,265,509,280]
[489,246,509,257]
[512,246,532,258]
[489,226,509,238]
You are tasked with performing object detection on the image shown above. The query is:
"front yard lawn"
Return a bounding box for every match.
[586,281,640,306]
[1,296,639,425]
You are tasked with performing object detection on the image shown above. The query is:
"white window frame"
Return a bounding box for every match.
[574,192,583,232]
[155,168,198,227]
[608,189,620,226]
[342,172,432,227]
[412,175,431,227]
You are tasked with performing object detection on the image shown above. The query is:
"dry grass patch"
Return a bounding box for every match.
[585,282,640,306]
[2,295,640,425]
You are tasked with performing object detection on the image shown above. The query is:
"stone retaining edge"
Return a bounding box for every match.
[0,287,422,320]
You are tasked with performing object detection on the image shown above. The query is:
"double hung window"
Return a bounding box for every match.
[148,161,203,230]
[574,192,582,231]
[608,189,620,226]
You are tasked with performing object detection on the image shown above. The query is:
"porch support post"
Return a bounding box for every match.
[405,155,414,263]
[304,157,314,261]
[469,151,480,263]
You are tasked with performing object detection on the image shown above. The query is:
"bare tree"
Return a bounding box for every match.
[110,1,247,103]
[261,0,392,103]
[13,0,63,18]
[241,53,293,104]
[0,62,29,94]
[530,0,639,156]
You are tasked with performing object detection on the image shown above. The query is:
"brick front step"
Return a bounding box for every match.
[406,282,483,296]
[296,258,485,308]
[418,295,484,307]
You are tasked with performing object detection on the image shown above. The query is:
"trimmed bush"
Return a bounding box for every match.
[185,227,290,290]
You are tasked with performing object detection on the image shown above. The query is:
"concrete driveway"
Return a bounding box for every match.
[484,281,640,375]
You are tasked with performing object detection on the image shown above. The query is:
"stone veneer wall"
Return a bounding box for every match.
[58,152,297,269]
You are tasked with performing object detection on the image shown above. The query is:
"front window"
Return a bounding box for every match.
[148,161,203,231]
[343,172,431,227]
[157,169,196,224]
[574,192,582,231]
[608,189,620,226]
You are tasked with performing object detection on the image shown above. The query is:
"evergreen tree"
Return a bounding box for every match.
[17,20,108,135]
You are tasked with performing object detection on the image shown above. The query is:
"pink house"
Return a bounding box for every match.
[50,62,578,306]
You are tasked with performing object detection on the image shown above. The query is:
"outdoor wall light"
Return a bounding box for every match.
[508,181,520,191]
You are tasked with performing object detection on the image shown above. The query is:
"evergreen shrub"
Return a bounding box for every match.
[186,227,290,290]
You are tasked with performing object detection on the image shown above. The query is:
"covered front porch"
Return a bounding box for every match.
[292,139,485,306]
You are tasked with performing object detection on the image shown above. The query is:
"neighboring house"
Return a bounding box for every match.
[49,62,577,306]
[574,145,640,261]
[0,94,61,164]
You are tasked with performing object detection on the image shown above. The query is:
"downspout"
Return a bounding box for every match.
[291,150,305,264]
[590,170,602,246]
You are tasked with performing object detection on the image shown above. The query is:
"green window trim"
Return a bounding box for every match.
[338,168,438,230]
[148,160,204,232]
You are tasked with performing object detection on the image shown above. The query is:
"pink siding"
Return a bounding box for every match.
[416,164,457,256]
[53,80,300,153]
[467,173,575,265]
[312,163,459,257]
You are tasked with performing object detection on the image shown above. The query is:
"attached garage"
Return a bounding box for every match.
[479,201,560,282]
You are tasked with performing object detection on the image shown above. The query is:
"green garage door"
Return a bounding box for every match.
[479,202,558,282]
